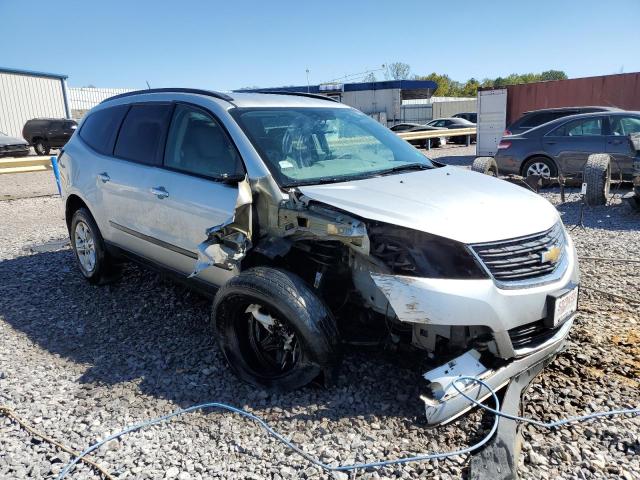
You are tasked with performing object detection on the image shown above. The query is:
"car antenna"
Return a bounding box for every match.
[146,81,151,90]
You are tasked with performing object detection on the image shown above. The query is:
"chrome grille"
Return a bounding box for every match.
[471,223,565,282]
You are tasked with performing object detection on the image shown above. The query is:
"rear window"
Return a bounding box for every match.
[521,111,573,128]
[114,104,174,165]
[79,105,129,155]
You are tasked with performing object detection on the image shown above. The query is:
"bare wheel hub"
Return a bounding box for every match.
[245,303,299,373]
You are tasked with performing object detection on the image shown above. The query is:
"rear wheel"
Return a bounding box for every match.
[70,208,116,284]
[33,139,50,156]
[213,267,339,391]
[522,156,557,179]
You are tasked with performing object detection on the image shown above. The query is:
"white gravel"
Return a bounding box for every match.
[0,164,638,479]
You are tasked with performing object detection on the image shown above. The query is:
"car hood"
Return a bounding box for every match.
[298,166,559,244]
[0,135,28,146]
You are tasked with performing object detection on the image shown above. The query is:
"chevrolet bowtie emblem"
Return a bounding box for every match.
[541,245,561,264]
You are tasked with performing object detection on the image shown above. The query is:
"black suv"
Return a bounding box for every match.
[505,106,620,136]
[22,118,78,155]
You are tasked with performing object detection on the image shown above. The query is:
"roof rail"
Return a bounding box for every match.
[253,91,339,103]
[101,88,234,104]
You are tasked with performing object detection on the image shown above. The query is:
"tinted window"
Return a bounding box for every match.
[114,104,173,165]
[610,116,640,136]
[164,104,243,178]
[552,118,603,136]
[79,105,129,155]
[523,112,570,128]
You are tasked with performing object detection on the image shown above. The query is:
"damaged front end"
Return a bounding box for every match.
[189,177,577,432]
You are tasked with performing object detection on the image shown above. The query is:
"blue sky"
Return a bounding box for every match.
[1,0,639,90]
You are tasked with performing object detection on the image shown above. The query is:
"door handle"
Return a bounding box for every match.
[545,141,556,145]
[98,172,110,183]
[150,186,169,199]
[608,140,623,145]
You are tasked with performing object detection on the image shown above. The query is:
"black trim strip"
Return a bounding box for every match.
[109,221,198,259]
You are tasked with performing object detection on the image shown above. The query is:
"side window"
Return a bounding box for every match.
[552,118,603,137]
[610,116,640,136]
[79,105,129,155]
[114,103,173,165]
[164,104,243,178]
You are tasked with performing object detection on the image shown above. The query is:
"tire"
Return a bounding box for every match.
[522,156,557,179]
[69,208,114,284]
[33,139,50,156]
[213,267,340,391]
[472,157,498,176]
[583,153,611,206]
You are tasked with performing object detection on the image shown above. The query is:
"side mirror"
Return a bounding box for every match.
[220,173,246,185]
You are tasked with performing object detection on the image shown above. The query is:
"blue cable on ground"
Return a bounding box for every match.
[57,376,639,479]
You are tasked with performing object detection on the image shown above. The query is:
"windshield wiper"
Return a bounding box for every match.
[373,163,433,176]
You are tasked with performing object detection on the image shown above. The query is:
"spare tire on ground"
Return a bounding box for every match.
[583,153,611,206]
[471,157,498,176]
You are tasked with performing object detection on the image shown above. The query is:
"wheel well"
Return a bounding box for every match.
[520,155,557,176]
[65,194,88,231]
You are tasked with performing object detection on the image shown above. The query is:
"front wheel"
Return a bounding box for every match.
[212,267,340,391]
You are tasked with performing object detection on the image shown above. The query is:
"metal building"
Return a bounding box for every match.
[236,80,438,126]
[0,67,70,138]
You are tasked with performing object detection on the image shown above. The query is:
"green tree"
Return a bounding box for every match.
[461,78,480,97]
[539,70,568,81]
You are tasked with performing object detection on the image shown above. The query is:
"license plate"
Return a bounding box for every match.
[550,286,579,327]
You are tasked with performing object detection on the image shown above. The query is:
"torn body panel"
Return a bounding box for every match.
[421,316,572,426]
[190,177,253,276]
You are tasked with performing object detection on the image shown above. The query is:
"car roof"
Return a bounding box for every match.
[522,106,621,115]
[101,88,348,109]
[517,110,640,135]
[27,118,74,121]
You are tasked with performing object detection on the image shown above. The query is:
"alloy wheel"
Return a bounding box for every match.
[526,162,551,178]
[74,220,97,273]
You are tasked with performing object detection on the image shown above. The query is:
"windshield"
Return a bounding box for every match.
[231,107,435,186]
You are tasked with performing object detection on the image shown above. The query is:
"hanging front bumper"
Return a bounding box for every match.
[421,315,573,426]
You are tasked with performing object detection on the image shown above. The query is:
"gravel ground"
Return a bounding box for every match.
[0,158,638,479]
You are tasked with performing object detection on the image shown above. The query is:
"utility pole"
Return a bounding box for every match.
[306,68,310,93]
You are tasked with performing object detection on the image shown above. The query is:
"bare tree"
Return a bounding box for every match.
[362,72,377,83]
[385,62,411,80]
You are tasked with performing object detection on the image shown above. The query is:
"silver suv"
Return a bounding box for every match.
[59,88,579,424]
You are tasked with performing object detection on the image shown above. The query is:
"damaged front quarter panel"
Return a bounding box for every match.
[190,177,253,277]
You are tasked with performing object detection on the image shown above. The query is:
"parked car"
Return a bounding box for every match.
[390,122,446,147]
[505,106,619,136]
[631,133,640,210]
[426,117,476,144]
[22,118,78,155]
[0,131,30,157]
[495,111,640,179]
[59,88,579,425]
[453,112,477,123]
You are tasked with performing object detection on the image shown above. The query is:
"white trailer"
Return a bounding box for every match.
[476,88,507,157]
